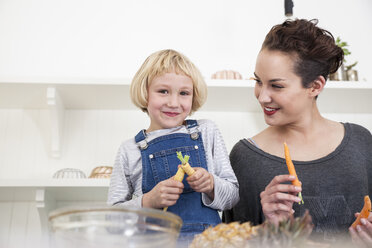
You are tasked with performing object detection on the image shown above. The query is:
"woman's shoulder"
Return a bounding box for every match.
[344,123,372,148]
[248,128,274,148]
[345,122,372,136]
[230,138,257,156]
[251,129,268,141]
[343,123,372,162]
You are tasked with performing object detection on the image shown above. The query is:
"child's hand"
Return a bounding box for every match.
[186,167,214,199]
[142,178,184,209]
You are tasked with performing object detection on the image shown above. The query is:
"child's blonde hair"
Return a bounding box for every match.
[130,49,207,114]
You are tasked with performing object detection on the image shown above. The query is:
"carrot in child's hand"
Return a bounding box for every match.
[163,166,185,212]
[173,166,186,182]
[177,151,195,176]
[284,142,304,205]
[351,195,371,228]
[164,152,195,212]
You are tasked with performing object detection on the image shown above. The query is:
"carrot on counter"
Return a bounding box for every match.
[177,151,195,176]
[351,195,371,228]
[284,142,304,205]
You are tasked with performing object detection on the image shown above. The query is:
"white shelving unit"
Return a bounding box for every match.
[0,78,371,158]
[0,178,110,239]
[0,78,371,238]
[1,77,370,111]
[0,178,110,201]
[0,77,370,157]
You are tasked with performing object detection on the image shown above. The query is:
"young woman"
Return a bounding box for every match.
[223,19,372,246]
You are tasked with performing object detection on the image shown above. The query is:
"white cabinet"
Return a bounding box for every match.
[1,77,370,111]
[0,77,371,160]
[0,178,109,201]
[0,178,109,247]
[0,77,371,162]
[0,78,371,240]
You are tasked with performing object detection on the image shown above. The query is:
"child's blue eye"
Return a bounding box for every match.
[158,90,168,94]
[180,91,190,96]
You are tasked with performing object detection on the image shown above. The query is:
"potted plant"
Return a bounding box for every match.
[330,37,358,81]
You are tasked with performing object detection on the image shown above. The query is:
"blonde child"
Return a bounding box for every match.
[108,49,239,236]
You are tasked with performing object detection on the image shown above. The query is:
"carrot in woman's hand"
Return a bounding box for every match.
[351,195,371,228]
[284,142,304,205]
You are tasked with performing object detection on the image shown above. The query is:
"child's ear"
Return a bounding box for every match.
[308,76,326,98]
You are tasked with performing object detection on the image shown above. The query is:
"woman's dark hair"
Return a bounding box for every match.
[262,19,344,88]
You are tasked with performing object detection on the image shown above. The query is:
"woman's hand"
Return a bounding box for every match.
[187,167,214,199]
[349,213,372,247]
[142,178,184,209]
[260,174,302,226]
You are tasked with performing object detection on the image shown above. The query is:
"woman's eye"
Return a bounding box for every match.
[254,79,262,85]
[251,77,261,84]
[180,91,190,96]
[272,84,283,89]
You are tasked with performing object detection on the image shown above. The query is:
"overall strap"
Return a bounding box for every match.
[185,119,198,129]
[135,121,199,150]
[135,129,148,150]
[185,119,200,140]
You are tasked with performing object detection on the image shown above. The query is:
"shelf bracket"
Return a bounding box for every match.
[47,87,64,158]
[35,188,56,248]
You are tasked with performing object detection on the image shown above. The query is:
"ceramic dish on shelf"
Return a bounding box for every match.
[53,168,87,179]
[211,70,242,79]
[89,166,113,178]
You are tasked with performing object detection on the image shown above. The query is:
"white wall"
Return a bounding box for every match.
[0,109,265,179]
[0,0,369,178]
[0,109,370,179]
[0,1,371,247]
[0,0,371,81]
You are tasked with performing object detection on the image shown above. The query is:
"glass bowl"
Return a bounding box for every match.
[48,205,182,248]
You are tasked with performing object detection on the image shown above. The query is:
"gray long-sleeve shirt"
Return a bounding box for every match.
[108,119,239,211]
[223,123,372,242]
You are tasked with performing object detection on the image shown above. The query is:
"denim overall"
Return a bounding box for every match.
[135,120,221,236]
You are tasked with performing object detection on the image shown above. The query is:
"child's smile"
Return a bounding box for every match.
[163,111,180,117]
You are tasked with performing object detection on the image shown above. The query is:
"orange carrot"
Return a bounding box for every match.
[284,142,304,205]
[351,195,371,228]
